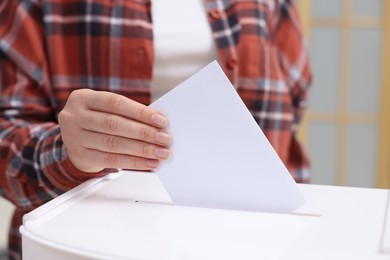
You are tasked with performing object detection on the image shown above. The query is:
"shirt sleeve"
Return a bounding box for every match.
[0,1,109,212]
[271,0,312,132]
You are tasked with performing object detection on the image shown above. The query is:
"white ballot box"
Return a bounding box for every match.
[20,170,390,260]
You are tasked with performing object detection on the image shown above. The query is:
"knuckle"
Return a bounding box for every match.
[138,106,150,122]
[62,89,91,117]
[72,88,84,96]
[102,115,119,132]
[70,89,88,103]
[103,153,119,166]
[134,157,144,169]
[103,135,120,151]
[139,125,153,140]
[105,95,123,111]
[58,110,68,124]
[58,110,76,129]
[68,89,79,102]
[141,144,151,157]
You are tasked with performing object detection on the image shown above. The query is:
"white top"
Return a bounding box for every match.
[151,0,217,101]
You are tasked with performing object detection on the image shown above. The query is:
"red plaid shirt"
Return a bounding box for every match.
[0,0,311,258]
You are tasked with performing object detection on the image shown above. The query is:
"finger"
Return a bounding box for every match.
[78,110,172,146]
[83,90,168,128]
[81,148,160,172]
[79,130,171,160]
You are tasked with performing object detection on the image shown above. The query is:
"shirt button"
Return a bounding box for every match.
[226,57,237,69]
[209,9,222,20]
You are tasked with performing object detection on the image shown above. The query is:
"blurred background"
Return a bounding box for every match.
[296,0,390,189]
[0,0,389,257]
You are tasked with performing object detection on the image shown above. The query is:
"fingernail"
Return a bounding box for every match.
[155,132,171,145]
[146,159,159,168]
[151,114,167,127]
[155,148,171,159]
[156,132,171,145]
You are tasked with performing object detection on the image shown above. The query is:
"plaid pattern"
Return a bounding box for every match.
[0,0,311,258]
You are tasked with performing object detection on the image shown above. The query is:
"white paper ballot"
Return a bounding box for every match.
[150,61,305,213]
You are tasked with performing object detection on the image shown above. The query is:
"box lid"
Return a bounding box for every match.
[21,170,306,259]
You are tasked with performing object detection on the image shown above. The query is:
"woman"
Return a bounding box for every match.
[0,0,311,258]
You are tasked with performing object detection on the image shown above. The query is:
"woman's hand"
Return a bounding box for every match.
[58,89,171,173]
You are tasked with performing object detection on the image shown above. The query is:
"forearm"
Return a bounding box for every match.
[0,119,61,210]
[0,118,109,211]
